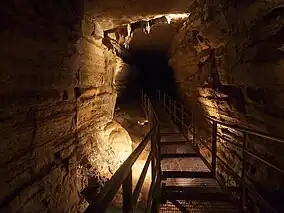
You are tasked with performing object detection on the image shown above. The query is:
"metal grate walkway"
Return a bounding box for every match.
[154,107,238,213]
[160,200,238,213]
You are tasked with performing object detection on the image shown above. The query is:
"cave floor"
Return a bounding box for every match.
[154,107,238,213]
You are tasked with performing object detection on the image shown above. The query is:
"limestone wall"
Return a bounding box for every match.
[169,0,284,209]
[0,2,131,213]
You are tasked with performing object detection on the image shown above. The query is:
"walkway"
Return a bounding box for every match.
[86,92,283,213]
[155,107,238,213]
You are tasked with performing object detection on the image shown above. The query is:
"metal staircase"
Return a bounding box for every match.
[154,91,284,213]
[152,96,238,213]
[84,91,284,213]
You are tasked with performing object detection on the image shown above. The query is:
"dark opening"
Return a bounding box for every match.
[128,50,177,97]
[116,23,178,103]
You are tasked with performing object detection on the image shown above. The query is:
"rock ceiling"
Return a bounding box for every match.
[85,0,194,29]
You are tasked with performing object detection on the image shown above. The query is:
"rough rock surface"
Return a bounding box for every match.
[86,0,193,29]
[169,0,284,209]
[2,0,284,212]
[0,1,132,213]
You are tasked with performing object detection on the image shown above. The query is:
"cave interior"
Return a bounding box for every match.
[0,1,284,213]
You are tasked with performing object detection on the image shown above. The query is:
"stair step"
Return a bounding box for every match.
[164,190,229,201]
[160,132,184,135]
[165,178,220,188]
[165,186,223,194]
[161,134,188,143]
[163,178,228,200]
[160,200,238,213]
[161,153,199,158]
[160,128,181,134]
[160,141,189,146]
[160,141,189,145]
[161,157,210,173]
[161,143,196,158]
[162,171,213,178]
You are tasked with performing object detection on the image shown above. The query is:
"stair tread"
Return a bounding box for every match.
[161,134,188,143]
[165,186,223,194]
[164,191,229,202]
[152,103,238,213]
[160,200,238,213]
[162,171,213,178]
[161,143,196,155]
[165,178,220,188]
[160,128,181,134]
[161,157,210,172]
[164,179,225,200]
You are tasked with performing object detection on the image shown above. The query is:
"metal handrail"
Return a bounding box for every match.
[85,128,155,213]
[163,91,284,144]
[85,92,160,213]
[205,115,284,144]
[161,91,284,175]
[156,90,282,213]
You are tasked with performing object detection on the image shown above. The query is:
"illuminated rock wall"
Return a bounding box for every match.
[169,0,284,207]
[0,2,132,213]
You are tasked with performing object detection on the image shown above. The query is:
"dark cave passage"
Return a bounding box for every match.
[133,50,177,96]
[116,22,178,104]
[118,50,177,103]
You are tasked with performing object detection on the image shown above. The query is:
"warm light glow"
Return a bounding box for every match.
[165,16,172,24]
[127,24,132,37]
[165,13,190,24]
[145,21,151,34]
[137,119,148,126]
[113,57,124,84]
[124,24,132,49]
[131,156,152,207]
[197,88,221,119]
[153,13,190,24]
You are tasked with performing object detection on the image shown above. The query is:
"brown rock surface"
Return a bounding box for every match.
[168,0,284,208]
[0,1,132,212]
[1,0,284,212]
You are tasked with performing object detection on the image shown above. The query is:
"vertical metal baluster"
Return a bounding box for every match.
[192,110,196,147]
[123,172,133,213]
[181,106,184,132]
[174,100,177,122]
[151,106,156,213]
[212,121,217,176]
[151,122,158,213]
[241,132,247,211]
[169,98,172,119]
[163,93,166,110]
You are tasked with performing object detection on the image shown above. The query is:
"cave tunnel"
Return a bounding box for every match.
[1,1,284,213]
[117,22,178,103]
[126,49,176,98]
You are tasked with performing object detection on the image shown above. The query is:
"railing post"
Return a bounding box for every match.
[123,172,133,213]
[163,93,166,109]
[212,121,217,176]
[174,100,177,122]
[169,98,172,118]
[181,106,184,130]
[151,129,156,189]
[150,125,160,213]
[241,132,247,211]
[149,99,153,128]
[192,110,196,147]
[156,125,161,173]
